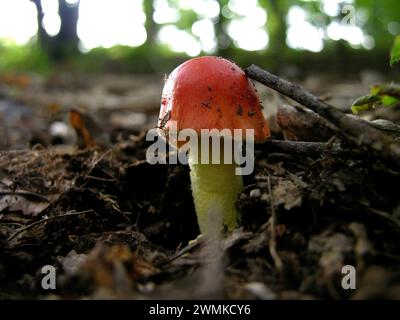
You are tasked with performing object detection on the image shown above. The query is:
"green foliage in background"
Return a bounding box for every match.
[352,35,400,114]
[390,36,400,66]
[351,84,400,114]
[0,41,51,73]
[1,0,400,74]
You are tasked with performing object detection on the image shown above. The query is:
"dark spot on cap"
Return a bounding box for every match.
[216,107,221,113]
[201,100,212,109]
[237,104,243,116]
[208,86,212,92]
[230,67,235,71]
[248,111,255,117]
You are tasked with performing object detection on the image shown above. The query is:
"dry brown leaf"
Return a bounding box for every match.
[272,179,303,210]
[69,109,109,148]
[0,190,51,216]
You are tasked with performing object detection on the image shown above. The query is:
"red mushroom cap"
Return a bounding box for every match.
[159,56,270,144]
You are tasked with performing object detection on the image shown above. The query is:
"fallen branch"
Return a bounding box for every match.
[160,236,205,266]
[276,104,341,142]
[358,201,400,229]
[8,209,94,241]
[245,65,400,167]
[262,139,355,157]
[267,175,283,272]
[0,190,49,203]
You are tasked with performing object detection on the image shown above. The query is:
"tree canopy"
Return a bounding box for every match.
[0,0,399,74]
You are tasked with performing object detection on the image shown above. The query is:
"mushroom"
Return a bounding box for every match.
[159,56,270,234]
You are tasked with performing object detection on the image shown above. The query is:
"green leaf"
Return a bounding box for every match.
[371,84,400,99]
[351,94,381,114]
[351,84,400,114]
[381,95,400,107]
[390,35,400,66]
[371,84,400,108]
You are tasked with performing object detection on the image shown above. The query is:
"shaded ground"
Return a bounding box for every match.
[0,71,400,299]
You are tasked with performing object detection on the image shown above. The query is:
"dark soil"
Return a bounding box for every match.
[0,132,399,299]
[1,72,400,300]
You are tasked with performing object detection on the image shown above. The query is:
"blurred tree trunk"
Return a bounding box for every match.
[260,0,289,62]
[32,0,80,61]
[215,0,232,57]
[32,0,46,50]
[57,0,79,56]
[143,0,156,47]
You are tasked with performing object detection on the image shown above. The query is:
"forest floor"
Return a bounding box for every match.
[0,69,399,299]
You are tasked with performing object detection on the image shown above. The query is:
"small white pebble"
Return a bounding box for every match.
[138,282,155,293]
[250,189,261,198]
[49,121,69,137]
[244,282,276,300]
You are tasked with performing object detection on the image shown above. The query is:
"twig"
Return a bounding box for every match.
[277,104,341,141]
[86,175,118,182]
[8,209,94,241]
[358,201,400,229]
[159,236,205,266]
[245,65,400,167]
[0,190,50,202]
[267,175,283,272]
[87,149,113,174]
[262,139,355,157]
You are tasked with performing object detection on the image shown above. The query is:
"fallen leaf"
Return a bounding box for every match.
[69,109,109,148]
[272,179,302,210]
[0,189,50,216]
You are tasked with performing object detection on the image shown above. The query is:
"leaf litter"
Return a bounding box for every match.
[1,72,400,299]
[0,129,399,299]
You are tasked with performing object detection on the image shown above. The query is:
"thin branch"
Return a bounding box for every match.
[267,175,283,272]
[0,190,50,202]
[262,139,355,157]
[245,65,400,167]
[86,175,118,182]
[357,201,400,229]
[8,209,94,241]
[160,236,205,266]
